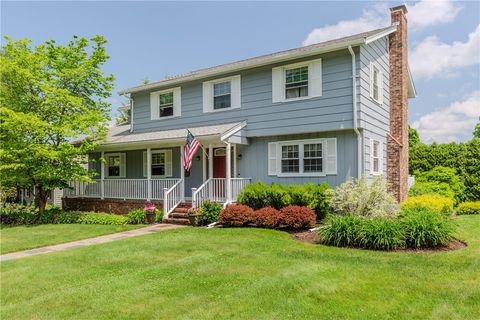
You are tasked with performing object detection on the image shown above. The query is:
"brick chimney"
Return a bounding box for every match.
[388,5,409,202]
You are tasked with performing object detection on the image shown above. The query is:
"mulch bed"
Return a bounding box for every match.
[289,230,467,253]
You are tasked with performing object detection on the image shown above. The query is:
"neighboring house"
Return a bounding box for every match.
[64,5,416,221]
[19,188,63,207]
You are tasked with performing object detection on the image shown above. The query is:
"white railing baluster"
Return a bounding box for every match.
[163,179,184,218]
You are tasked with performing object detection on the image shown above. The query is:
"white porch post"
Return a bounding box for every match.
[208,144,213,179]
[147,147,152,200]
[180,145,185,202]
[100,151,105,199]
[233,144,237,178]
[226,142,232,202]
[202,148,207,182]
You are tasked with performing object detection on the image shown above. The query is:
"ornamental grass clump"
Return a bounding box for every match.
[327,177,398,218]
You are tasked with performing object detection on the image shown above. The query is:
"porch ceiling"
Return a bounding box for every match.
[98,122,246,149]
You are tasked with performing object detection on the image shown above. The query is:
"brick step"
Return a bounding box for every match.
[173,207,190,214]
[162,217,190,225]
[170,212,189,219]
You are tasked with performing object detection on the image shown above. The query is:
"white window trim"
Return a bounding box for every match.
[150,87,181,120]
[272,58,322,104]
[277,138,326,177]
[370,139,383,176]
[369,62,384,105]
[143,150,173,178]
[203,75,241,113]
[105,152,126,179]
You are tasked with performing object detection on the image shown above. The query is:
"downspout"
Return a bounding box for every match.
[348,45,363,179]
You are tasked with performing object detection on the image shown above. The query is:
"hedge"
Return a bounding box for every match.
[456,201,480,215]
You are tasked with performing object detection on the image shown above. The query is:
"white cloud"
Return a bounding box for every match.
[302,0,462,45]
[412,91,480,143]
[410,25,480,79]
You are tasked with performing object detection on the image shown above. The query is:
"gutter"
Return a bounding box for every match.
[348,45,363,179]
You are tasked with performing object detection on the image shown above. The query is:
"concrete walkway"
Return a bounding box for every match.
[0,224,184,262]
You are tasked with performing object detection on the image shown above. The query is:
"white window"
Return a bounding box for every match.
[369,63,383,104]
[150,87,181,120]
[272,59,322,103]
[268,138,336,177]
[203,75,241,112]
[105,153,126,178]
[143,150,173,178]
[370,139,383,175]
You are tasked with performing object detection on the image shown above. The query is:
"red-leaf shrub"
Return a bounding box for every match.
[280,206,316,229]
[253,207,283,228]
[218,204,255,227]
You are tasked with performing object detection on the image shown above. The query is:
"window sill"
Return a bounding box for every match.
[204,107,240,113]
[152,115,180,121]
[273,95,321,104]
[276,172,327,177]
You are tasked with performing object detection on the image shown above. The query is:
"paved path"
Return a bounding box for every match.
[0,224,184,262]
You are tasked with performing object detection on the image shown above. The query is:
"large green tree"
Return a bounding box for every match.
[0,36,114,214]
[474,121,480,139]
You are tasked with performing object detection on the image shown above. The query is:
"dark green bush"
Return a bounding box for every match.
[237,181,271,209]
[411,166,465,204]
[127,208,147,224]
[357,218,405,250]
[38,206,63,224]
[78,212,129,225]
[156,209,164,223]
[401,208,455,248]
[55,211,82,224]
[456,201,480,215]
[0,203,37,224]
[201,200,223,223]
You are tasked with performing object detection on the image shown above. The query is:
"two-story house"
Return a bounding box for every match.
[64,5,416,222]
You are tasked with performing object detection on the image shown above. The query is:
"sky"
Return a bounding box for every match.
[2,0,479,143]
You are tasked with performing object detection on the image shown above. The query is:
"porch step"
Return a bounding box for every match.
[162,217,190,225]
[173,207,190,214]
[176,202,192,209]
[170,212,189,219]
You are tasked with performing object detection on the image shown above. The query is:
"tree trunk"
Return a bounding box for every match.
[35,185,48,216]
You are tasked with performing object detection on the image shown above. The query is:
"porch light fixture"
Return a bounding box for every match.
[195,155,201,161]
[237,154,242,160]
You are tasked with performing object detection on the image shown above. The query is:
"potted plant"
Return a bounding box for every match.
[144,201,157,224]
[188,207,204,226]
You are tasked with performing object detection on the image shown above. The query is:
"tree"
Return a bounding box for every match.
[474,121,480,139]
[0,36,114,214]
[408,125,421,149]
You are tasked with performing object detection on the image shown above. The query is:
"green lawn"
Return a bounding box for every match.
[0,224,141,254]
[1,216,479,320]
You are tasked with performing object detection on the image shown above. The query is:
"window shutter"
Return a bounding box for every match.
[369,63,374,99]
[165,150,173,177]
[379,141,384,174]
[268,142,277,176]
[143,151,147,177]
[150,93,159,120]
[370,139,374,174]
[271,67,283,103]
[378,71,384,105]
[119,153,126,178]
[309,59,322,98]
[325,139,337,175]
[202,82,213,113]
[231,75,241,109]
[173,87,182,117]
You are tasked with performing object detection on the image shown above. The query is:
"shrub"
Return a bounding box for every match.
[253,207,283,228]
[318,215,363,247]
[237,181,271,210]
[38,206,63,224]
[401,208,455,248]
[127,208,147,224]
[268,184,291,209]
[78,212,129,225]
[328,177,398,218]
[0,203,37,224]
[409,181,455,200]
[456,201,480,215]
[218,204,254,227]
[201,200,223,223]
[280,206,316,229]
[55,211,82,224]
[413,166,465,204]
[289,182,332,221]
[401,194,454,215]
[357,218,405,250]
[156,209,164,223]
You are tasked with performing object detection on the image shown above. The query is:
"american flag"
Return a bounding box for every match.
[184,130,201,172]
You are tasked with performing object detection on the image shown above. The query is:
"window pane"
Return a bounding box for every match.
[304,143,322,158]
[285,66,308,99]
[214,94,231,110]
[304,158,322,172]
[152,153,165,165]
[281,145,299,159]
[159,92,174,106]
[373,141,379,157]
[281,159,299,173]
[160,106,173,117]
[213,81,231,96]
[152,166,165,176]
[373,158,379,173]
[281,145,299,173]
[108,156,120,166]
[285,66,308,84]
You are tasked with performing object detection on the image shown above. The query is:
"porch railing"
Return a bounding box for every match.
[163,179,184,218]
[64,178,181,200]
[192,178,251,209]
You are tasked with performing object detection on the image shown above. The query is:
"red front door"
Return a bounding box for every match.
[213,152,226,178]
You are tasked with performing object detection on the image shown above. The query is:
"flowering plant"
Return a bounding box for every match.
[144,200,156,213]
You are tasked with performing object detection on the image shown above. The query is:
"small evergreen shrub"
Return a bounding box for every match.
[327,177,398,218]
[401,194,454,215]
[127,208,147,224]
[201,200,223,223]
[456,201,480,215]
[280,206,316,229]
[401,208,455,248]
[218,204,255,227]
[78,212,129,225]
[253,207,283,228]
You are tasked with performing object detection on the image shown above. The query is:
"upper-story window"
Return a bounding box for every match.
[369,63,383,105]
[213,81,231,110]
[203,75,241,113]
[285,66,309,99]
[272,59,322,103]
[150,87,181,120]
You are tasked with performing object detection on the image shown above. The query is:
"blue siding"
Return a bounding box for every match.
[131,50,355,137]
